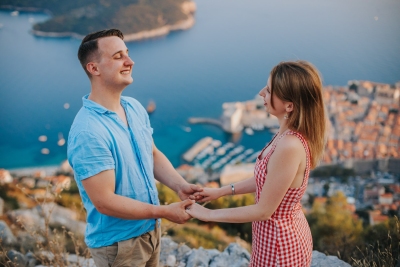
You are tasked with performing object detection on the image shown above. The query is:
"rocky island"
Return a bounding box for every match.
[0,0,196,41]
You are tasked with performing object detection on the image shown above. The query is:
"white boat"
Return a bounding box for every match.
[211,140,222,147]
[216,147,226,155]
[244,148,254,155]
[181,126,191,132]
[244,127,254,135]
[38,135,47,142]
[11,11,19,16]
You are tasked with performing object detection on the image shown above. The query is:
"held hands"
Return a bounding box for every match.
[185,203,211,222]
[166,199,195,224]
[191,187,223,202]
[177,183,203,201]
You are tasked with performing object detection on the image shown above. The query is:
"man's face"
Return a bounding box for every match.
[96,36,134,88]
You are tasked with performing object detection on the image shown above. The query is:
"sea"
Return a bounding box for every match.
[0,0,399,170]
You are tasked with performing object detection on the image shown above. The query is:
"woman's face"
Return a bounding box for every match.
[259,76,287,118]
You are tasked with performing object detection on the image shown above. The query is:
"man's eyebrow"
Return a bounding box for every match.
[112,49,129,57]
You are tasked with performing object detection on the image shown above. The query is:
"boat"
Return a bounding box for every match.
[38,135,47,142]
[146,100,156,114]
[11,11,19,16]
[180,126,191,132]
[244,127,254,135]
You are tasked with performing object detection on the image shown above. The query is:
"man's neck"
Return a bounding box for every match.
[88,85,124,112]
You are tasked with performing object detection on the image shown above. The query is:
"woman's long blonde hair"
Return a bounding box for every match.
[270,61,327,169]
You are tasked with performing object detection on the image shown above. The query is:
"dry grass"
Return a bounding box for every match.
[1,181,90,267]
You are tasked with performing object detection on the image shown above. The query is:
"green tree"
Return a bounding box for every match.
[307,192,363,260]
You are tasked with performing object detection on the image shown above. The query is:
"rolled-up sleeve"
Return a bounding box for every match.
[68,131,115,181]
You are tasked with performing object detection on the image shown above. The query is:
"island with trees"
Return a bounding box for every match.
[0,0,196,41]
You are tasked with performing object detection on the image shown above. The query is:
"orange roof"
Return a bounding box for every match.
[176,164,193,171]
[314,197,327,204]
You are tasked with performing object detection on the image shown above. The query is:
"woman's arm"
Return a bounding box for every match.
[186,135,304,223]
[195,176,257,202]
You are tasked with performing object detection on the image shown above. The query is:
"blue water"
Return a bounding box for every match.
[0,0,399,169]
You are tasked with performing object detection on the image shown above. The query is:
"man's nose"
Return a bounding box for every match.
[126,57,134,66]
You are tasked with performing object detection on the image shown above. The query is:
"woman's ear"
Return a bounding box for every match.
[285,102,294,113]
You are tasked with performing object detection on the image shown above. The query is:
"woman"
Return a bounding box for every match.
[186,61,327,267]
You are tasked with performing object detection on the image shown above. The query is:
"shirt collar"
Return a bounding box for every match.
[82,94,129,114]
[82,94,109,114]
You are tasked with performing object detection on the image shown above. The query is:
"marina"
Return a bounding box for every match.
[183,136,261,173]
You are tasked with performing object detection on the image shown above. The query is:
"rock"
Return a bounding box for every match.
[311,250,351,267]
[2,235,352,267]
[25,251,37,267]
[205,248,220,261]
[7,250,28,267]
[186,247,211,267]
[39,203,86,235]
[210,243,250,267]
[175,243,191,262]
[82,258,96,267]
[166,255,176,266]
[0,220,16,244]
[7,208,45,231]
[37,250,55,262]
[160,237,179,263]
[66,254,93,266]
[160,237,192,266]
[7,204,86,236]
[17,231,45,252]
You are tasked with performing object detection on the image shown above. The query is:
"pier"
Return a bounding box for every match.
[188,117,222,127]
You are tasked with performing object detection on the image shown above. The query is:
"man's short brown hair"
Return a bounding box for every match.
[77,29,124,77]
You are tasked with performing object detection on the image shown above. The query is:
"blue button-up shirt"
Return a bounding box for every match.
[67,95,160,248]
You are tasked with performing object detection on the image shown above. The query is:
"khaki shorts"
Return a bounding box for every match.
[90,226,161,267]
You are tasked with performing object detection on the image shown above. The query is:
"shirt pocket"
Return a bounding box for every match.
[139,126,153,156]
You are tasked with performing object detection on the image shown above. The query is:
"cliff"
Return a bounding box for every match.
[1,227,351,267]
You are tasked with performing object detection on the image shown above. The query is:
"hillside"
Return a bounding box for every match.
[0,0,195,40]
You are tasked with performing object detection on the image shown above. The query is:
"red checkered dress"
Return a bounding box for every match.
[250,130,313,267]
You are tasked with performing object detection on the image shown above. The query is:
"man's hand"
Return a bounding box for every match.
[177,183,203,201]
[164,199,195,224]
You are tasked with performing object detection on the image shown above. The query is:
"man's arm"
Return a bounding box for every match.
[82,169,194,224]
[152,143,202,200]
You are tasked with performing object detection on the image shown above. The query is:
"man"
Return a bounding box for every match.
[67,29,201,267]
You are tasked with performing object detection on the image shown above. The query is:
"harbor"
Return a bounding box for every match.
[180,136,260,184]
[188,95,279,134]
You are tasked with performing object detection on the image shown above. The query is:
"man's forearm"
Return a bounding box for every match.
[95,192,166,219]
[153,147,187,192]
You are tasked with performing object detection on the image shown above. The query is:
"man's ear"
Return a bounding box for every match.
[86,62,100,76]
[285,102,294,113]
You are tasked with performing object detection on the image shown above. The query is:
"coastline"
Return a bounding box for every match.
[7,164,60,176]
[0,5,52,16]
[2,1,196,42]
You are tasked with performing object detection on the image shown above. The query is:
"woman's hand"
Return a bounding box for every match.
[192,187,224,202]
[185,203,211,222]
[177,183,203,201]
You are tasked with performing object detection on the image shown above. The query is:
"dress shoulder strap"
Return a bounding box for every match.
[285,131,312,178]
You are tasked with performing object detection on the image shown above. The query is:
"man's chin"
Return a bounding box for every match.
[124,77,134,85]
